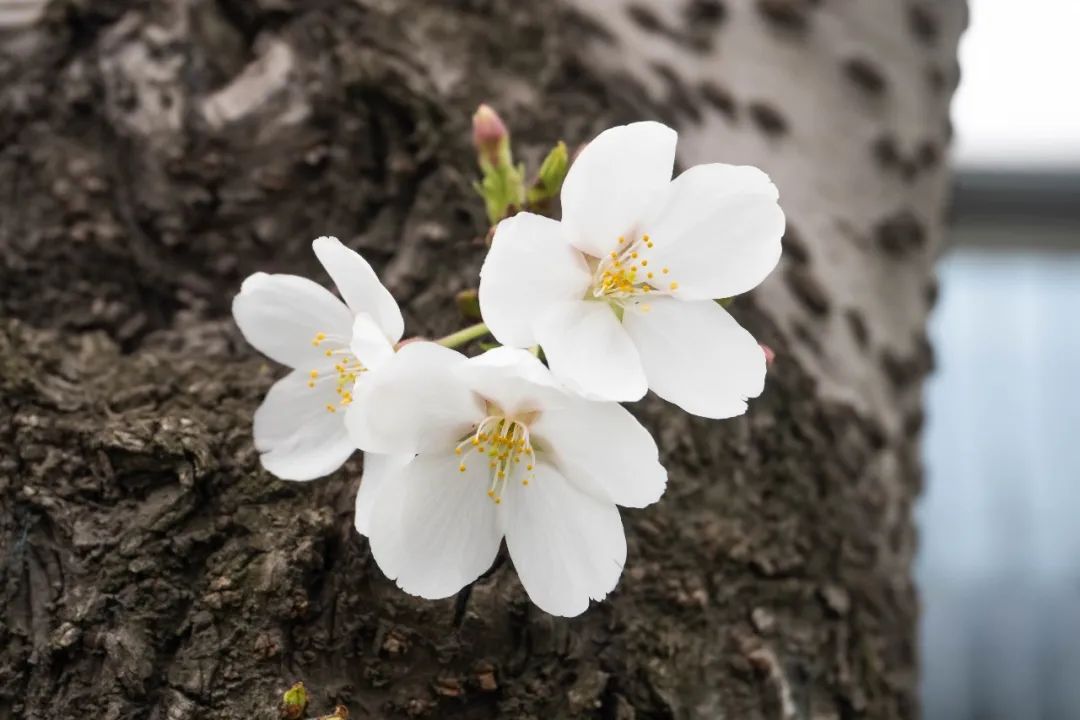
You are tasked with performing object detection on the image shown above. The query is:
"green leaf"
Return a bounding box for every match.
[527,141,568,206]
[281,682,308,719]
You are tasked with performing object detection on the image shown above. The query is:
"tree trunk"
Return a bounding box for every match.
[0,1,966,717]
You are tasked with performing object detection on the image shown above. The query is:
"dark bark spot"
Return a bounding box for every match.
[863,415,888,450]
[908,4,940,46]
[875,210,927,257]
[785,266,830,316]
[756,0,812,31]
[627,3,665,34]
[698,81,738,120]
[924,277,939,307]
[880,339,933,390]
[845,308,869,348]
[748,102,788,137]
[684,0,727,26]
[903,407,925,437]
[926,64,947,96]
[916,139,940,169]
[900,159,920,184]
[792,320,823,356]
[652,63,704,123]
[872,134,901,169]
[781,224,809,265]
[842,57,888,96]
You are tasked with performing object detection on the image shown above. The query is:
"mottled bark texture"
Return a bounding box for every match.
[0,1,965,717]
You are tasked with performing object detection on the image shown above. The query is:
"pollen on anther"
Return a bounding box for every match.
[662,267,670,274]
[307,381,316,388]
[526,464,534,471]
[641,259,648,267]
[454,447,463,455]
[647,272,654,279]
[522,480,529,486]
[459,464,467,473]
[325,404,336,413]
[669,281,679,290]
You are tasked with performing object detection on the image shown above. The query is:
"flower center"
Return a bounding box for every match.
[590,233,677,307]
[310,331,367,413]
[454,414,537,504]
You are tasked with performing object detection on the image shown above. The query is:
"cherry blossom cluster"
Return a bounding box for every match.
[233,121,784,616]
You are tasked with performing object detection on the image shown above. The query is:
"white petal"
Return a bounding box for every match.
[312,236,404,342]
[479,212,591,348]
[253,369,356,480]
[456,346,568,416]
[622,297,766,419]
[531,398,666,509]
[345,342,483,455]
[232,273,353,369]
[560,121,677,258]
[368,452,502,599]
[350,313,395,372]
[534,300,647,402]
[643,164,785,300]
[354,452,412,537]
[502,462,626,617]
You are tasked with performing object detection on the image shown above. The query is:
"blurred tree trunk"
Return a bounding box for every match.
[0,1,965,717]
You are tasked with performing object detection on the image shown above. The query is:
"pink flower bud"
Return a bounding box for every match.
[472,104,509,167]
[760,343,776,367]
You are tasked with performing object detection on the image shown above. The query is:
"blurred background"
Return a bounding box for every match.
[917,1,1080,718]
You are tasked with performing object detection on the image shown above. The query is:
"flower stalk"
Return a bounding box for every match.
[436,322,491,348]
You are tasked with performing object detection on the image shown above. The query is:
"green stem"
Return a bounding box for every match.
[436,322,490,348]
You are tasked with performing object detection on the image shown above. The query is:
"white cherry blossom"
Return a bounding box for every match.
[232,236,403,481]
[346,343,667,617]
[478,121,785,418]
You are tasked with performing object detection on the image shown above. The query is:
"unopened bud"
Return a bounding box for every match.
[527,141,569,207]
[760,344,776,367]
[455,289,482,320]
[538,141,568,191]
[472,104,510,168]
[281,682,308,719]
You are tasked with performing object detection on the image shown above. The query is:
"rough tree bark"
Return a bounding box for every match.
[0,1,966,717]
